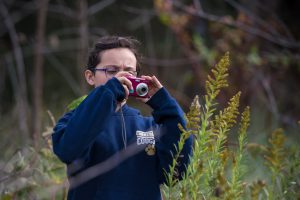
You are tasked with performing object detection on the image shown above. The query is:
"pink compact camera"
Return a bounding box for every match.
[127,76,150,98]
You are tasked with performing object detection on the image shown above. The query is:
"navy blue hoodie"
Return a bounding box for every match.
[52,77,193,200]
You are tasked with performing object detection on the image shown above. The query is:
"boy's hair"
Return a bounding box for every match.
[86,36,141,75]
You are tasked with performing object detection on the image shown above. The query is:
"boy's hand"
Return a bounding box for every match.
[137,75,163,103]
[115,72,133,101]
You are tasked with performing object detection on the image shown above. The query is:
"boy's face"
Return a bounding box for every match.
[85,48,137,87]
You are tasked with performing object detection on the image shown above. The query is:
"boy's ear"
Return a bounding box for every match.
[85,70,95,86]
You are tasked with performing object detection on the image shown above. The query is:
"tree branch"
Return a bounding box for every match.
[173,0,299,49]
[0,1,37,37]
[32,0,49,148]
[88,0,116,16]
[0,1,29,136]
[47,3,77,19]
[45,50,82,96]
[224,0,296,41]
[142,56,201,67]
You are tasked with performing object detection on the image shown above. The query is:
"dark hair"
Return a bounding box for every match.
[86,36,141,75]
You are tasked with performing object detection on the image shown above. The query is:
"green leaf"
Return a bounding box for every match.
[67,95,87,111]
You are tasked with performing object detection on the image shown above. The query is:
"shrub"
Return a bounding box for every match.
[0,112,67,200]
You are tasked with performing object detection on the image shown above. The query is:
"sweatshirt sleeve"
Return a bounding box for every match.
[146,87,193,184]
[52,78,125,164]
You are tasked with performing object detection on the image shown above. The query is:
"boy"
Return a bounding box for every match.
[52,36,193,200]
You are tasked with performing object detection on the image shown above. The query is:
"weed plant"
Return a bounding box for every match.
[161,53,300,200]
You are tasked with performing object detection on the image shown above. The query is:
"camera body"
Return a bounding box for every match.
[127,76,150,98]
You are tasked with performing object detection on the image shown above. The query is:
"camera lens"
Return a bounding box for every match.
[136,83,148,96]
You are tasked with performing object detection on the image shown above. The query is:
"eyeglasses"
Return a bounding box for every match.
[91,65,138,78]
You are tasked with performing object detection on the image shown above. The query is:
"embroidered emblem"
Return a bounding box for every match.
[145,144,156,156]
[136,130,155,145]
[136,130,156,156]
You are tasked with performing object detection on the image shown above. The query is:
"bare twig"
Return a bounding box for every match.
[224,0,280,37]
[0,1,37,37]
[142,56,201,67]
[77,0,89,93]
[46,110,56,127]
[45,53,82,96]
[259,74,279,119]
[89,27,109,36]
[225,0,296,43]
[127,13,154,30]
[254,71,293,126]
[0,1,29,136]
[32,0,49,148]
[69,143,144,188]
[88,0,116,16]
[253,1,295,40]
[172,0,299,49]
[4,55,19,103]
[122,6,156,15]
[0,60,6,110]
[144,16,156,67]
[122,6,156,30]
[193,0,203,12]
[47,3,77,19]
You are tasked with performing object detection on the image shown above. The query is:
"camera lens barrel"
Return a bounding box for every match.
[136,83,148,96]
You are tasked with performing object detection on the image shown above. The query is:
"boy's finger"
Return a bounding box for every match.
[151,76,163,88]
[118,77,133,90]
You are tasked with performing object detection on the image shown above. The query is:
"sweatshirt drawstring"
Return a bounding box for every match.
[120,105,127,149]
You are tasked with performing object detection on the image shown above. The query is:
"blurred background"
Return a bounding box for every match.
[0,0,299,168]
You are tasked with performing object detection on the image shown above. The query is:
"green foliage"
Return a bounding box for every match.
[162,53,300,200]
[258,129,300,199]
[67,95,87,111]
[0,117,67,199]
[193,35,217,66]
[264,129,287,179]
